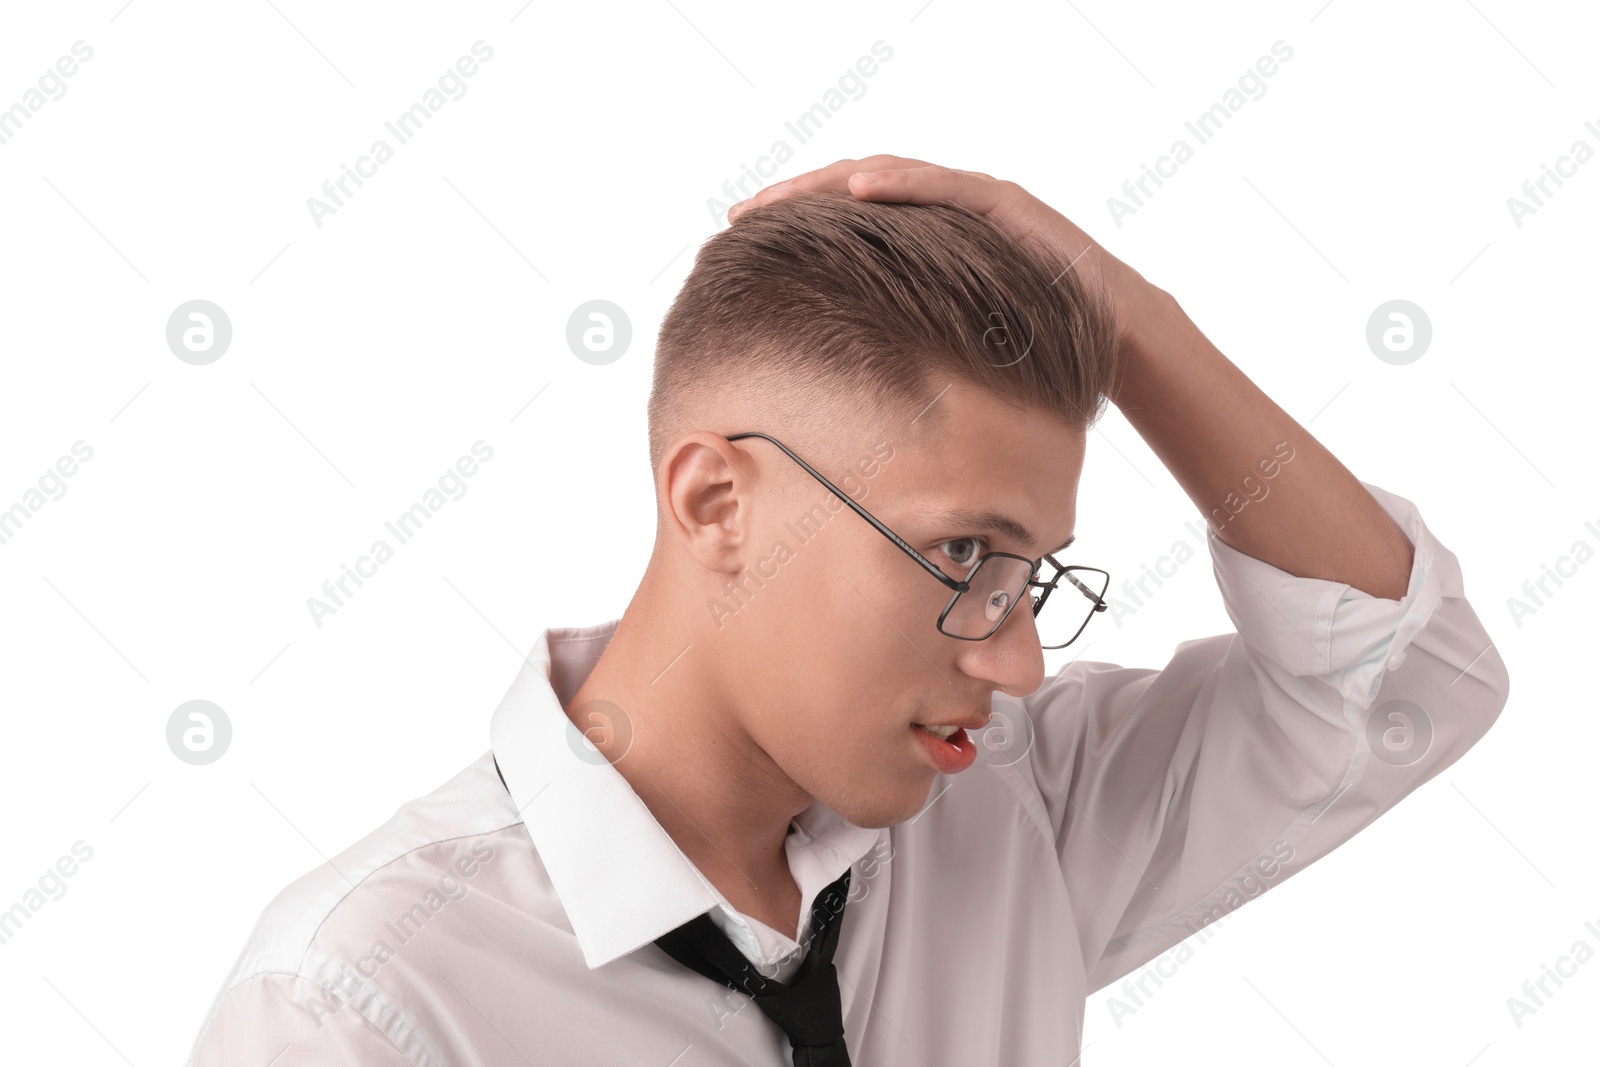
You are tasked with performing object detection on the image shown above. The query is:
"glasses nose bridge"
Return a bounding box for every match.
[1024,559,1062,608]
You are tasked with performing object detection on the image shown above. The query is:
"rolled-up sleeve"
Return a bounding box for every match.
[1019,480,1510,992]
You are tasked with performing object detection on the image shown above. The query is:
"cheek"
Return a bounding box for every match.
[786,546,953,704]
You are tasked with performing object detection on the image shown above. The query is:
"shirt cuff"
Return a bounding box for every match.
[1205,480,1463,710]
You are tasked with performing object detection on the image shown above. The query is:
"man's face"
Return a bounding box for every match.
[721,381,1087,829]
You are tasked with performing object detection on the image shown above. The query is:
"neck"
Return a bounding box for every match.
[565,587,812,925]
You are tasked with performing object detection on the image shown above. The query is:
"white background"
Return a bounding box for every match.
[0,1,1595,1063]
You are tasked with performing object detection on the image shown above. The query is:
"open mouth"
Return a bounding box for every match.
[909,721,977,774]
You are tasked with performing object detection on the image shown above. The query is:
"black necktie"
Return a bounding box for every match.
[654,866,854,1066]
[491,757,854,1063]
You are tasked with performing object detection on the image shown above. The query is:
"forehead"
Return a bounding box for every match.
[895,381,1086,478]
[872,384,1086,545]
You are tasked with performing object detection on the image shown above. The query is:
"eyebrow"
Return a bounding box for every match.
[925,507,1076,557]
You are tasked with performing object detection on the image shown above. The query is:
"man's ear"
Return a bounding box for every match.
[658,431,759,573]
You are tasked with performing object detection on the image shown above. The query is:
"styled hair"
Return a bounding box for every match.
[647,189,1119,473]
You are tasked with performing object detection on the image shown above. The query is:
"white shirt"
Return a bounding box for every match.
[185,480,1509,1065]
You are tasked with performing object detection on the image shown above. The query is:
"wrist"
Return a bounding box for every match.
[1108,281,1182,407]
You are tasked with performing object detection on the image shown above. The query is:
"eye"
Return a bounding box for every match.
[937,535,989,573]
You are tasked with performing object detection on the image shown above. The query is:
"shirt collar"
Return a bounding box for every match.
[489,617,884,970]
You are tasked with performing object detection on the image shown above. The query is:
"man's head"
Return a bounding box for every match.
[629,190,1120,828]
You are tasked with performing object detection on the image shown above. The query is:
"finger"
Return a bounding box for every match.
[730,162,992,223]
[731,154,937,216]
[779,154,939,196]
[847,167,1014,217]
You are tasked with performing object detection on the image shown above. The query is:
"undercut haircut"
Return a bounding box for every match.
[647,189,1120,474]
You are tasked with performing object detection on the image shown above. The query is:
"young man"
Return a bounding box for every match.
[187,157,1509,1065]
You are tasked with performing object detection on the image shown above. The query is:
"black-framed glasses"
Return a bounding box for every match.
[725,432,1110,649]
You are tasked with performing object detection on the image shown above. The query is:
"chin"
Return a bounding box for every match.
[828,786,936,830]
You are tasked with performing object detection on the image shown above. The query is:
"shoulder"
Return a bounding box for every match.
[186,751,526,1066]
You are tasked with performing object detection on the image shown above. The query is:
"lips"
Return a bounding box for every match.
[910,721,978,774]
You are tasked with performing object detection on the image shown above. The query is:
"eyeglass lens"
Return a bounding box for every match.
[940,557,1107,648]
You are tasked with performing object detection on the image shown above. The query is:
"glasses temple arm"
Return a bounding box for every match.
[724,432,965,593]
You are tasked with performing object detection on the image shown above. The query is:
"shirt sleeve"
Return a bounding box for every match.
[1018,480,1511,993]
[187,970,424,1067]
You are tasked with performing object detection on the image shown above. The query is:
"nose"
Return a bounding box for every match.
[952,590,1046,697]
